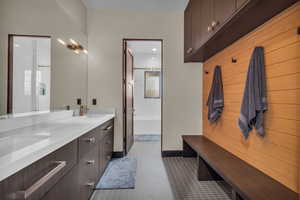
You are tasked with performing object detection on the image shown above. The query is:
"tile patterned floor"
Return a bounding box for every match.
[91,141,232,200]
[163,157,232,200]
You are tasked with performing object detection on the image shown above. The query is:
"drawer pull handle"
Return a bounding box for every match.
[16,161,66,199]
[86,160,95,165]
[85,182,95,188]
[84,137,96,143]
[103,126,113,131]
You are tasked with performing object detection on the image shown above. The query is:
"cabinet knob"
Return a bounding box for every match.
[186,47,193,54]
[106,155,111,160]
[86,160,95,165]
[207,26,212,32]
[84,137,96,143]
[85,182,95,188]
[211,21,219,28]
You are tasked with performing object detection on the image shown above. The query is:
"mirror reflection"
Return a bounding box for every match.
[0,0,88,116]
[9,35,51,114]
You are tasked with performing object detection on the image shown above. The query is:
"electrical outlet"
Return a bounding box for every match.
[77,98,82,105]
[92,98,97,105]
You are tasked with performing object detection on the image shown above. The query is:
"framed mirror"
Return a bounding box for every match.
[8,35,51,114]
[144,71,161,99]
[0,0,88,117]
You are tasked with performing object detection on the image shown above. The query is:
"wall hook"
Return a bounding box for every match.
[232,57,237,63]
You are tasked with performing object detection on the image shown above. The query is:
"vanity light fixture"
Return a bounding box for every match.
[57,38,88,54]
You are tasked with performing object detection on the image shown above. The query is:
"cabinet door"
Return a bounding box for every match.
[236,0,249,9]
[184,1,193,60]
[191,0,203,54]
[213,0,236,30]
[200,0,214,44]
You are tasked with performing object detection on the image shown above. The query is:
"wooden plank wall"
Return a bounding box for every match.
[203,3,300,193]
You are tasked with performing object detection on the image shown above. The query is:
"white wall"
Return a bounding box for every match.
[134,69,161,120]
[133,69,161,135]
[87,9,202,151]
[133,52,161,135]
[0,0,88,115]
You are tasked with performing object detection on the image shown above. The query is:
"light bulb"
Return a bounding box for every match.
[70,39,78,45]
[57,38,66,46]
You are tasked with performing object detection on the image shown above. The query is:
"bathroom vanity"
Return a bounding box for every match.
[0,112,114,200]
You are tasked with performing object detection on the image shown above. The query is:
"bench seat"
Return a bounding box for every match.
[182,135,298,200]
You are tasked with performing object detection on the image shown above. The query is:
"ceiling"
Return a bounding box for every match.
[127,41,161,55]
[82,0,189,11]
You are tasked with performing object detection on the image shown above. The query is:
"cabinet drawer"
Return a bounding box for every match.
[78,129,99,159]
[98,119,114,140]
[1,141,77,200]
[40,166,79,200]
[103,134,113,169]
[78,148,98,200]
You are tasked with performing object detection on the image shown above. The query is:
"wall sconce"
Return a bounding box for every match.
[57,38,88,54]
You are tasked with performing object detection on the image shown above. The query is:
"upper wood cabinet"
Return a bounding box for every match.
[184,2,193,60]
[200,0,213,45]
[212,0,236,31]
[236,0,249,8]
[185,0,237,62]
[184,0,299,62]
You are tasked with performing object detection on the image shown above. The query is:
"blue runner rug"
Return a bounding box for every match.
[95,157,137,190]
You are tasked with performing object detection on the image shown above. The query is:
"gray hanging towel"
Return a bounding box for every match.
[238,47,267,139]
[207,66,224,123]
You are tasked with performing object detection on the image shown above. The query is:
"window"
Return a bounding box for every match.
[144,71,161,99]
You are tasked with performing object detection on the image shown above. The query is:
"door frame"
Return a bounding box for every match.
[7,34,51,114]
[122,38,164,155]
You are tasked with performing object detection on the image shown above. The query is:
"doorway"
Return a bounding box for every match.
[123,39,163,155]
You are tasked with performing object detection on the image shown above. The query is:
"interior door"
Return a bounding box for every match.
[124,42,134,154]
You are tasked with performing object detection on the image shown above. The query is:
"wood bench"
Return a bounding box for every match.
[182,135,298,200]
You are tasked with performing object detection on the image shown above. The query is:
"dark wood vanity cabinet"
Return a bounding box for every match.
[184,0,299,62]
[0,119,114,200]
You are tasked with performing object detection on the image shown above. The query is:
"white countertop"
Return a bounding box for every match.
[0,113,115,182]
